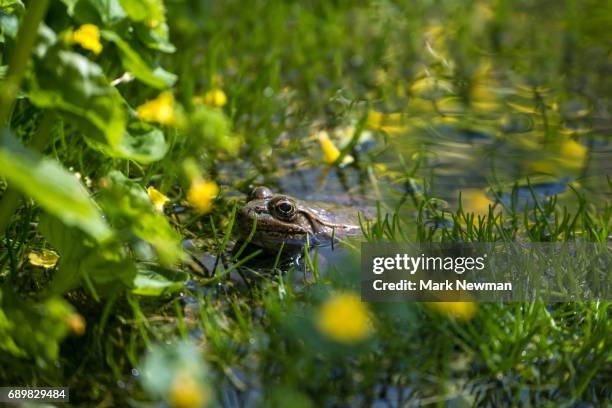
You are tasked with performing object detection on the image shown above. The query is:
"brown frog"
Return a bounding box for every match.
[237,187,365,251]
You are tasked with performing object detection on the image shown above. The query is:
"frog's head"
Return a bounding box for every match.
[237,186,349,250]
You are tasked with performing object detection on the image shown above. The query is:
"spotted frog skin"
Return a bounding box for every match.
[237,187,363,250]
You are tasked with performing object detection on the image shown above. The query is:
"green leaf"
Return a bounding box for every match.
[85,123,169,164]
[74,0,126,25]
[117,125,168,163]
[0,130,112,242]
[101,29,176,89]
[119,0,158,23]
[98,171,183,265]
[39,214,137,294]
[28,45,127,149]
[132,265,188,296]
[119,0,175,53]
[134,23,175,53]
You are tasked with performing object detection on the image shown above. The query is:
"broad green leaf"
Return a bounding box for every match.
[98,171,183,265]
[132,265,188,296]
[80,244,137,288]
[119,0,161,24]
[135,23,175,53]
[101,29,176,89]
[0,130,112,242]
[28,45,126,148]
[73,0,126,25]
[86,124,169,163]
[29,36,166,163]
[39,214,137,294]
[119,0,175,53]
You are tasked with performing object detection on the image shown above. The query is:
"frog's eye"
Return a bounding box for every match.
[270,198,297,221]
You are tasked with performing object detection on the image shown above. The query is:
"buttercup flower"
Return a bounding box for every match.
[137,91,177,125]
[147,186,170,213]
[187,179,219,214]
[366,111,407,134]
[461,189,494,216]
[316,130,340,164]
[558,139,587,165]
[168,371,209,408]
[72,24,103,54]
[316,292,373,344]
[316,130,354,165]
[203,89,227,108]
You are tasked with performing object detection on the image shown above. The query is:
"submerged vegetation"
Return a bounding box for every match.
[0,0,610,406]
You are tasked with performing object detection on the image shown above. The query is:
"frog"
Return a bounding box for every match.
[236,186,365,251]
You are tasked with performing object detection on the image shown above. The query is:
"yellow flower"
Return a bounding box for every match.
[426,302,477,320]
[558,139,587,163]
[147,186,170,213]
[66,313,86,336]
[316,292,373,344]
[72,24,103,55]
[316,130,353,165]
[366,111,408,134]
[528,139,587,175]
[28,250,59,269]
[137,91,176,125]
[168,371,209,408]
[203,89,227,108]
[187,179,219,214]
[461,189,494,216]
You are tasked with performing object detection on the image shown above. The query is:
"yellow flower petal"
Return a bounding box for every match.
[316,130,353,165]
[28,250,59,269]
[558,139,587,162]
[426,301,477,320]
[168,371,210,408]
[317,130,340,164]
[187,179,219,214]
[147,186,170,213]
[203,89,227,108]
[137,91,177,125]
[461,189,494,216]
[72,24,103,55]
[316,292,373,344]
[366,111,408,134]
